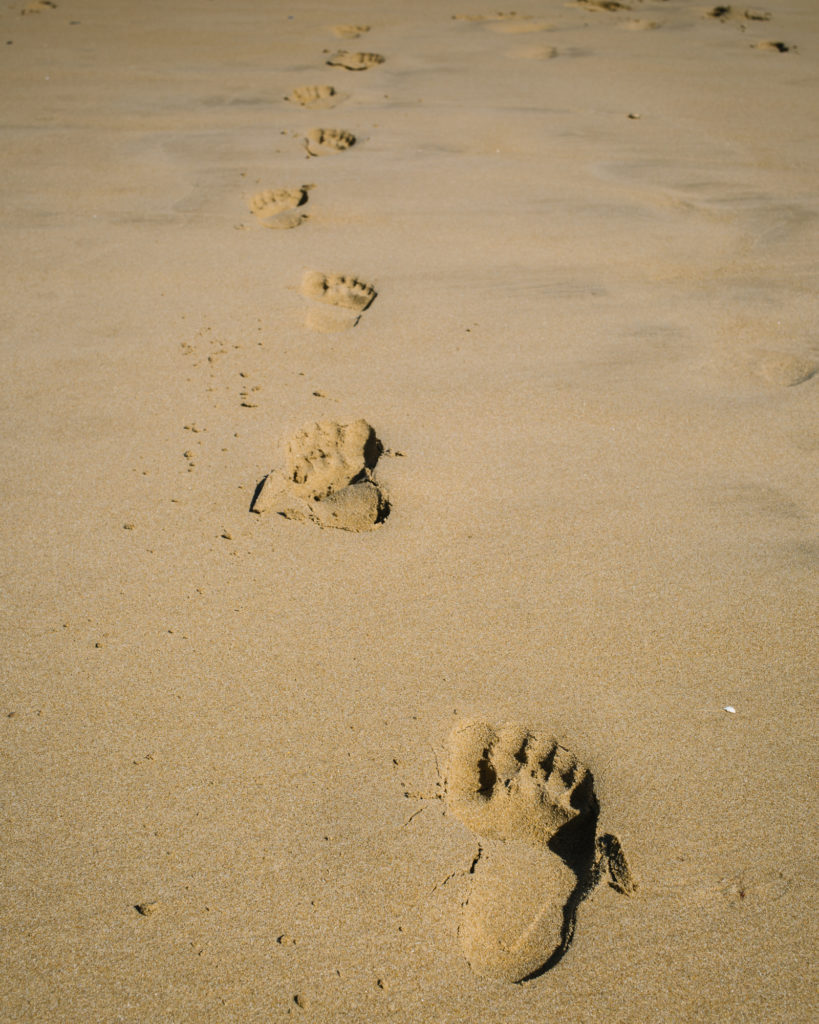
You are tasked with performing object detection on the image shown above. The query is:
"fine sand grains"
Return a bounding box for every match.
[4,2,811,1019]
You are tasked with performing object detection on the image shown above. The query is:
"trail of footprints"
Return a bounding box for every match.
[247,28,384,532]
[250,25,381,348]
[704,5,792,50]
[225,8,808,993]
[451,3,791,53]
[243,27,385,536]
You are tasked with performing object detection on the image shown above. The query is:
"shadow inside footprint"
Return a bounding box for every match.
[446,720,634,982]
[531,795,599,977]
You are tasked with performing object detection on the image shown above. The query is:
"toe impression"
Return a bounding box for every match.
[445,718,619,982]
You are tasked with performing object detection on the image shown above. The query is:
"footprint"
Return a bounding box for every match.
[300,272,376,332]
[755,352,818,387]
[446,720,634,982]
[621,18,661,30]
[325,50,385,71]
[250,420,389,532]
[331,24,370,39]
[286,85,345,110]
[755,39,792,52]
[506,44,558,60]
[574,0,631,11]
[303,307,364,333]
[20,0,56,12]
[451,12,520,22]
[707,5,773,21]
[300,271,376,312]
[248,187,311,229]
[304,128,355,156]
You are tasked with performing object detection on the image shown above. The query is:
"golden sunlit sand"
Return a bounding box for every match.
[1,1,816,1020]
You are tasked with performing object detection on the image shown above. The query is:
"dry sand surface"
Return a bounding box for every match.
[1,0,817,1020]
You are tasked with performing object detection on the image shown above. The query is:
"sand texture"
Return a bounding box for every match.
[1,0,817,1021]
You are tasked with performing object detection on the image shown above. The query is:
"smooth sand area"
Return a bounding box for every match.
[1,0,817,1020]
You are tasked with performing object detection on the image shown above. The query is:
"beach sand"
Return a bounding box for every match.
[1,0,817,1020]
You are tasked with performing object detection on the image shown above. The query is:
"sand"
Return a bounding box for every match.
[1,0,817,1020]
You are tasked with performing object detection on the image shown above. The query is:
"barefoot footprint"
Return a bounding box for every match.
[250,419,389,532]
[754,352,818,387]
[249,187,311,229]
[446,719,634,982]
[325,50,385,70]
[299,271,376,332]
[286,85,345,110]
[574,0,631,11]
[707,5,772,21]
[330,24,371,39]
[304,128,356,156]
[451,12,520,22]
[300,271,376,312]
[21,0,57,12]
[755,39,792,52]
